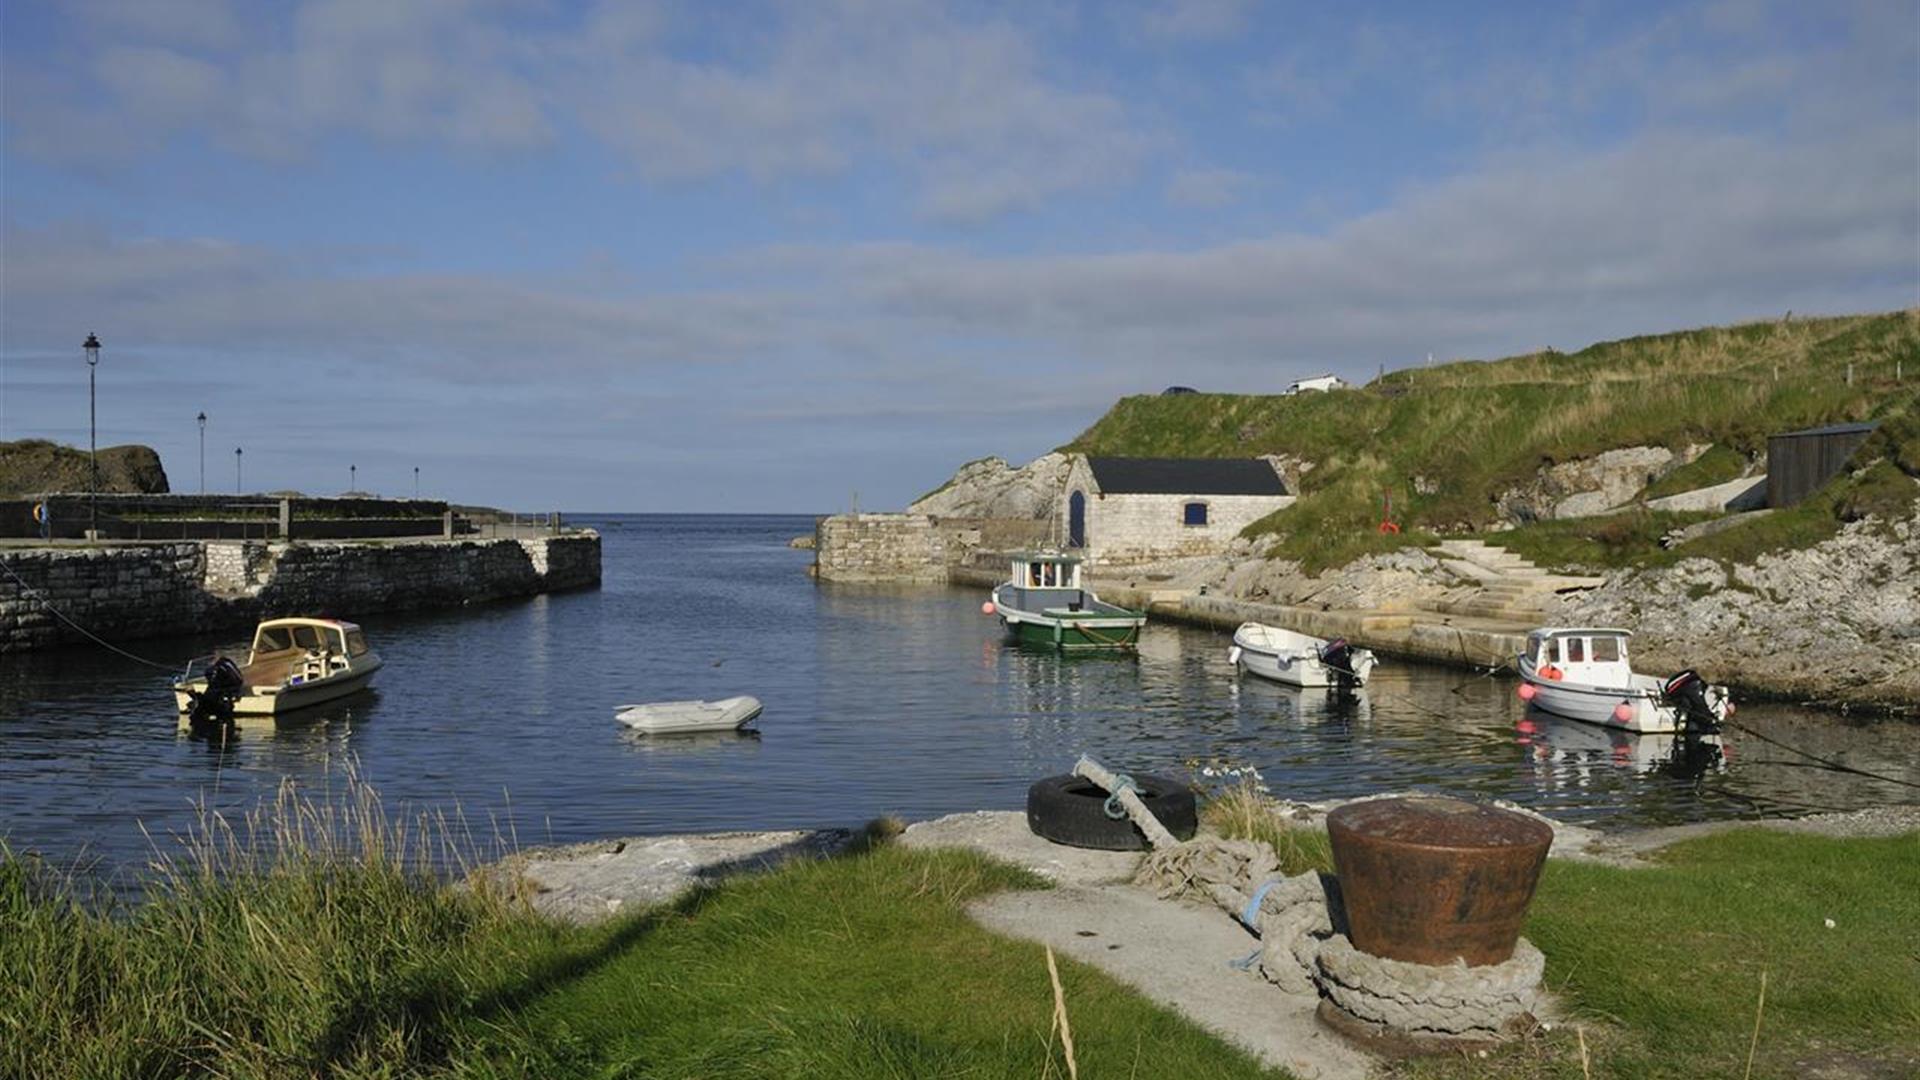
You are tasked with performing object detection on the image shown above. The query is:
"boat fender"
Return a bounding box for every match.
[981,601,996,615]
[1227,645,1242,666]
[1541,665,1563,681]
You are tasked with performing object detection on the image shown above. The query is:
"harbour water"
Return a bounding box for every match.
[3,513,1915,874]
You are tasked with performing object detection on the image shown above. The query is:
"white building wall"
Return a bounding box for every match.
[1059,456,1295,566]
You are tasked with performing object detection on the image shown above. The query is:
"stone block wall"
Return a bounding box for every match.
[0,533,600,652]
[814,514,948,582]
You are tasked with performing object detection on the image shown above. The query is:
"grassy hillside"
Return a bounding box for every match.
[0,440,170,498]
[1064,311,1920,570]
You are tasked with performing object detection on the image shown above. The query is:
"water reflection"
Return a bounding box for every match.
[1516,710,1728,791]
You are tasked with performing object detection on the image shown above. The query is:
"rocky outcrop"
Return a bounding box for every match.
[909,452,1073,519]
[1214,545,1475,612]
[1497,445,1703,523]
[0,440,170,497]
[1552,511,1920,710]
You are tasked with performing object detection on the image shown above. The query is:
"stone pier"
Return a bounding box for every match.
[0,533,600,652]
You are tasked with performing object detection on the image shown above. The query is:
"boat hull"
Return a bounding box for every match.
[174,660,381,721]
[1517,658,1725,735]
[1004,613,1144,650]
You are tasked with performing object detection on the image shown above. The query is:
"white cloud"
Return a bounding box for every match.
[7,0,1150,221]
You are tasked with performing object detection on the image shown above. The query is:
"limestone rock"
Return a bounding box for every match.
[1497,445,1698,523]
[909,452,1073,519]
[1550,509,1920,708]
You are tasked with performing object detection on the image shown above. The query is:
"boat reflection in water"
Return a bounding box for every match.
[1231,676,1373,730]
[619,728,764,756]
[1516,708,1727,786]
[177,691,381,762]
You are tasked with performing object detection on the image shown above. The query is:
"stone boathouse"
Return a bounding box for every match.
[1061,456,1293,566]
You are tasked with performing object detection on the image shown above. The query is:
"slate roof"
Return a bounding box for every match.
[1772,421,1879,439]
[1085,457,1287,496]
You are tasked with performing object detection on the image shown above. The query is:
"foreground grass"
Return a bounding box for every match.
[1208,792,1920,1079]
[449,845,1277,1079]
[0,784,1279,1080]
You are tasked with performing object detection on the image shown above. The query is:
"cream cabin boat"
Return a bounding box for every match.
[174,617,381,721]
[1516,627,1730,735]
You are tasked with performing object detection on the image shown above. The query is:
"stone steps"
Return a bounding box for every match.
[1431,538,1608,621]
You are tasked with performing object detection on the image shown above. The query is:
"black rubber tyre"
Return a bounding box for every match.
[1026,772,1198,851]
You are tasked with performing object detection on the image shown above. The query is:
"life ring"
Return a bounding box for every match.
[1378,521,1401,534]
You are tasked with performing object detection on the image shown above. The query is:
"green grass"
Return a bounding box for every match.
[1,779,1281,1080]
[1207,792,1920,1079]
[449,845,1277,1079]
[1640,445,1750,500]
[1062,310,1920,571]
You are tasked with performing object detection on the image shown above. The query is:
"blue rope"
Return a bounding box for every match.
[1102,774,1138,820]
[1229,947,1261,971]
[1238,877,1286,932]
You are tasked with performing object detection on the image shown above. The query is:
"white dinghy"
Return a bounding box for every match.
[1229,623,1377,688]
[616,695,763,735]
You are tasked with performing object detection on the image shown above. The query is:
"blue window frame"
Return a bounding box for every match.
[1183,501,1208,526]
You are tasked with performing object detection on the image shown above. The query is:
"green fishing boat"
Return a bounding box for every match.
[985,552,1146,650]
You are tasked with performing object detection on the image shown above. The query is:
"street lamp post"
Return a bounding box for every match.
[197,412,207,494]
[349,464,356,493]
[235,447,243,493]
[413,466,420,498]
[83,333,100,538]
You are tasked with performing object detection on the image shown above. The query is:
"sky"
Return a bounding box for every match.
[2,0,1915,512]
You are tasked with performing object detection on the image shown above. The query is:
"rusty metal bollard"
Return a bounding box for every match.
[1326,796,1553,967]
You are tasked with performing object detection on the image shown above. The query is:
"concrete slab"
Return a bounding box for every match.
[897,810,1142,886]
[970,884,1374,1080]
[497,828,856,924]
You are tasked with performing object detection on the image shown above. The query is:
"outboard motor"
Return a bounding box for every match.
[1320,637,1358,686]
[1661,669,1721,735]
[188,656,245,728]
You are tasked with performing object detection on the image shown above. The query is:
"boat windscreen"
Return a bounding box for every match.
[254,626,292,652]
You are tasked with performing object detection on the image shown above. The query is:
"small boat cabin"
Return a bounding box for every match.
[249,617,371,667]
[1525,627,1632,683]
[1001,553,1091,612]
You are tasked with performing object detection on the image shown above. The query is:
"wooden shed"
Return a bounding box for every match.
[1766,421,1878,508]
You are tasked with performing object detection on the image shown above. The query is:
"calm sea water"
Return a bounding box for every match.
[3,513,1915,873]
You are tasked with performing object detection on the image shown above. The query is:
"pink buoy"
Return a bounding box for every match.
[1516,683,1537,702]
[981,601,996,616]
[1612,702,1635,724]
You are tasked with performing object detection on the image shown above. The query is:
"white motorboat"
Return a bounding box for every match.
[1229,623,1376,687]
[616,695,763,735]
[1516,628,1731,734]
[174,617,381,723]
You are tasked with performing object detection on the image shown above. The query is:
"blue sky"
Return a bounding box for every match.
[2,0,1914,511]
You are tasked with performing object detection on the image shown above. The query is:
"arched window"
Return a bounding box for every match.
[1183,501,1208,526]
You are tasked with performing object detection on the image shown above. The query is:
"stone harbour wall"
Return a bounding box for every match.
[812,513,1051,583]
[0,533,600,652]
[814,514,949,583]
